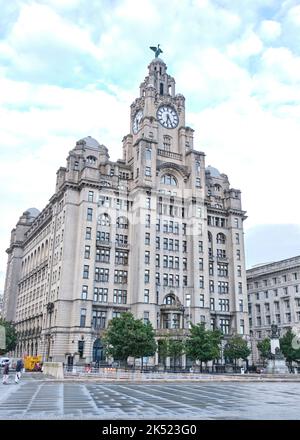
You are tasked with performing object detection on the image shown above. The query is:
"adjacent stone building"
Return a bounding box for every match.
[247,256,300,364]
[3,56,249,364]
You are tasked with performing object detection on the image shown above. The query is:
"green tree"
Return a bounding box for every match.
[257,338,271,366]
[0,318,17,355]
[223,335,251,369]
[102,312,157,368]
[280,329,300,368]
[157,335,185,370]
[168,338,185,371]
[185,323,222,371]
[131,320,157,371]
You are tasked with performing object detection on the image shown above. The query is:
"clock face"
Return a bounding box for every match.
[132,109,143,134]
[157,105,179,129]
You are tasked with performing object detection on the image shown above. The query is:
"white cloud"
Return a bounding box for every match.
[259,20,281,41]
[227,29,263,59]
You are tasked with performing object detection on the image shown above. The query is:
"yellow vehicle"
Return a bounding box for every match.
[24,355,42,371]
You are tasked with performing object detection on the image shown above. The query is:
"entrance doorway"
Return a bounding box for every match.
[92,339,104,364]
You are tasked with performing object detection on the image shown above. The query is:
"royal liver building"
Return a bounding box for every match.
[3,53,249,364]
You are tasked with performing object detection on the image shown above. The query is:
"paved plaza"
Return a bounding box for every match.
[0,374,300,419]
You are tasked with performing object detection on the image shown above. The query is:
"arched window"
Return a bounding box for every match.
[161,174,177,186]
[216,233,226,244]
[214,184,221,192]
[164,294,176,305]
[98,213,111,226]
[86,156,97,164]
[116,216,129,229]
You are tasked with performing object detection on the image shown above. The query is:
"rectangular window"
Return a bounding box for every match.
[115,250,128,265]
[209,280,214,293]
[235,233,240,244]
[146,197,151,209]
[163,238,168,250]
[144,269,150,283]
[175,256,179,269]
[85,227,92,240]
[96,248,110,263]
[93,288,108,303]
[83,265,89,279]
[200,294,204,308]
[156,272,160,285]
[218,281,229,294]
[175,240,179,252]
[199,276,204,289]
[145,166,151,176]
[196,177,201,187]
[87,208,93,221]
[199,241,203,253]
[220,319,230,335]
[92,310,107,329]
[80,308,86,327]
[236,249,241,260]
[237,265,242,277]
[156,236,160,250]
[144,311,150,325]
[88,191,94,202]
[145,213,151,228]
[81,285,88,300]
[145,250,150,264]
[156,254,160,267]
[209,262,214,275]
[217,263,228,277]
[95,267,109,282]
[210,298,215,311]
[144,289,150,303]
[183,241,187,253]
[113,289,127,304]
[238,282,243,294]
[114,270,128,284]
[234,218,239,228]
[156,219,160,231]
[198,258,203,271]
[239,299,243,312]
[145,233,150,245]
[175,274,180,287]
[183,275,187,287]
[163,273,168,286]
[240,320,245,335]
[84,245,91,259]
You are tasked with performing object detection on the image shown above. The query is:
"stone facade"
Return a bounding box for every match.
[3,57,249,363]
[247,256,300,365]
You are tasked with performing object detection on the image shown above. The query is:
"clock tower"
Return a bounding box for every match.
[122,55,196,191]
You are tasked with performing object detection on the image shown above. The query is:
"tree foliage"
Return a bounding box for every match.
[223,334,251,366]
[257,338,271,365]
[280,329,300,365]
[185,323,222,365]
[102,312,157,366]
[0,318,17,355]
[158,335,185,369]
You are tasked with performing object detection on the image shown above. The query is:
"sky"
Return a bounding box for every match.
[1,0,300,292]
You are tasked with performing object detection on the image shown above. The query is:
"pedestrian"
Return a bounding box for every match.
[15,359,24,384]
[2,362,9,384]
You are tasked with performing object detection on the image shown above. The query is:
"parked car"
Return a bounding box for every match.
[0,357,10,367]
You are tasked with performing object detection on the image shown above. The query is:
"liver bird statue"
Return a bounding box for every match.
[150,44,163,58]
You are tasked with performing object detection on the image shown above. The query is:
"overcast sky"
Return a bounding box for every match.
[1,0,300,292]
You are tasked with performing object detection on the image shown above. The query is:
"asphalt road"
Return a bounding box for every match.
[0,374,299,419]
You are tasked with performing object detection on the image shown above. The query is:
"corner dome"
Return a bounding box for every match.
[24,208,40,218]
[76,136,101,150]
[206,165,221,178]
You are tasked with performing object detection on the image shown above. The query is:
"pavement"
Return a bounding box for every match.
[0,372,300,419]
